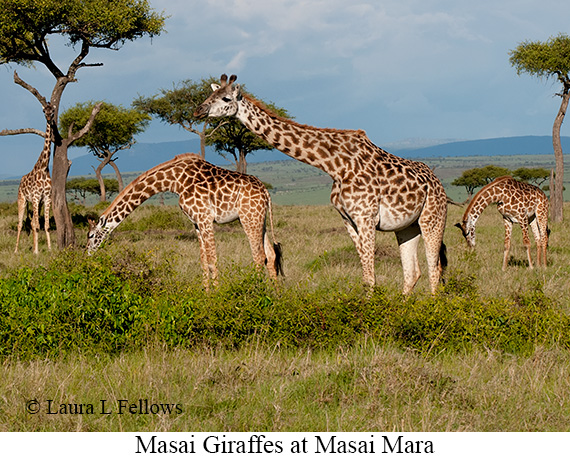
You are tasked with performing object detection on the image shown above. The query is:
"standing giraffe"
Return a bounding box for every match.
[87,153,283,290]
[195,75,448,294]
[455,176,549,270]
[15,103,55,254]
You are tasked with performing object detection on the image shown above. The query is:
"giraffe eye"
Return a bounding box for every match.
[222,97,232,102]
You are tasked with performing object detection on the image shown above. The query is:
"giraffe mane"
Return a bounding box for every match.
[242,92,366,137]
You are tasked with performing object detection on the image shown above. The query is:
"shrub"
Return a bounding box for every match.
[0,253,569,360]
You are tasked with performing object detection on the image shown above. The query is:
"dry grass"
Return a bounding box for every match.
[2,343,570,431]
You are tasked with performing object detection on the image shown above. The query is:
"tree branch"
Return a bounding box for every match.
[13,71,49,108]
[0,127,46,137]
[67,102,103,144]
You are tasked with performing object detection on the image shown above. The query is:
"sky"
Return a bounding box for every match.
[1,0,570,176]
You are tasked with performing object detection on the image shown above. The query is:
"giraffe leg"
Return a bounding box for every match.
[195,222,218,291]
[15,195,26,254]
[44,196,51,251]
[395,225,422,295]
[502,218,513,271]
[241,215,269,275]
[418,196,447,294]
[519,218,533,269]
[533,212,548,267]
[31,200,40,255]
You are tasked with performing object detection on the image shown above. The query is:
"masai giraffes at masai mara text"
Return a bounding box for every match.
[86,153,283,290]
[195,75,448,294]
[15,103,55,254]
[455,176,549,270]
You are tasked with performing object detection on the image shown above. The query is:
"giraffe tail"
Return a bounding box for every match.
[267,195,284,277]
[439,241,448,280]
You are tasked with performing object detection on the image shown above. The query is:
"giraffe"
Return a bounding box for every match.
[87,153,283,290]
[455,175,549,270]
[15,103,55,254]
[195,75,448,294]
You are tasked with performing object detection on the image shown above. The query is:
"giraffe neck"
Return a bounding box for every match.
[236,95,359,177]
[34,119,52,172]
[464,180,506,225]
[101,160,183,229]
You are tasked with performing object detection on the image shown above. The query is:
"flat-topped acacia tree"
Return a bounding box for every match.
[0,0,166,248]
[510,34,570,222]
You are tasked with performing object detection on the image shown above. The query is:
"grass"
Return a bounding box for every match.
[2,343,570,431]
[1,193,570,431]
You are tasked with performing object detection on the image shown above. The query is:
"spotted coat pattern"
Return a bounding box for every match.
[15,103,54,254]
[195,75,448,294]
[455,176,549,270]
[87,153,282,290]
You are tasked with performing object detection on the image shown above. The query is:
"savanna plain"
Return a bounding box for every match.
[1,157,570,432]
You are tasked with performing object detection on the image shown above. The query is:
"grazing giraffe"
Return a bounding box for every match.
[455,175,549,270]
[15,103,54,254]
[195,74,448,294]
[87,153,283,290]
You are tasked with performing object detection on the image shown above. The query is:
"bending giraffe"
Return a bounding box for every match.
[195,75,447,294]
[455,176,549,270]
[86,153,283,290]
[15,103,55,254]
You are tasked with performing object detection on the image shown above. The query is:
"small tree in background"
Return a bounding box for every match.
[512,167,550,187]
[452,165,511,198]
[133,77,225,159]
[67,177,119,205]
[60,102,150,201]
[510,34,570,222]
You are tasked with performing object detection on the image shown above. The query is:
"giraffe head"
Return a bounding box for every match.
[86,216,113,254]
[194,74,241,119]
[454,220,476,248]
[43,103,55,123]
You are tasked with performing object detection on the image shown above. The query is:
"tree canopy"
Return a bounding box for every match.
[451,165,510,197]
[60,101,150,200]
[133,77,219,158]
[0,0,165,67]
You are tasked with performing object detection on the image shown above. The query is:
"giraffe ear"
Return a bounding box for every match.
[233,83,242,100]
[211,83,221,92]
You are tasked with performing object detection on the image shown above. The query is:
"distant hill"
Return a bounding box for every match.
[67,135,566,177]
[395,135,568,159]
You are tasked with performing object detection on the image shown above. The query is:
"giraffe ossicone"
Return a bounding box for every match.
[87,153,283,290]
[195,74,448,294]
[455,175,549,270]
[15,103,54,254]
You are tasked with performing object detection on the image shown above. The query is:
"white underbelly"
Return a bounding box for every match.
[377,205,420,231]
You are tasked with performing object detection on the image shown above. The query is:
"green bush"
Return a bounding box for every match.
[0,252,569,360]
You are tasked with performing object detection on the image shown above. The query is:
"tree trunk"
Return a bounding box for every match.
[551,89,569,222]
[237,149,247,174]
[51,141,76,248]
[94,161,107,202]
[108,160,124,192]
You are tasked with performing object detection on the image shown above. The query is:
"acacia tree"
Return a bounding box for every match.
[510,34,570,222]
[135,80,291,173]
[60,102,150,201]
[133,77,224,159]
[451,165,510,199]
[0,0,165,248]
